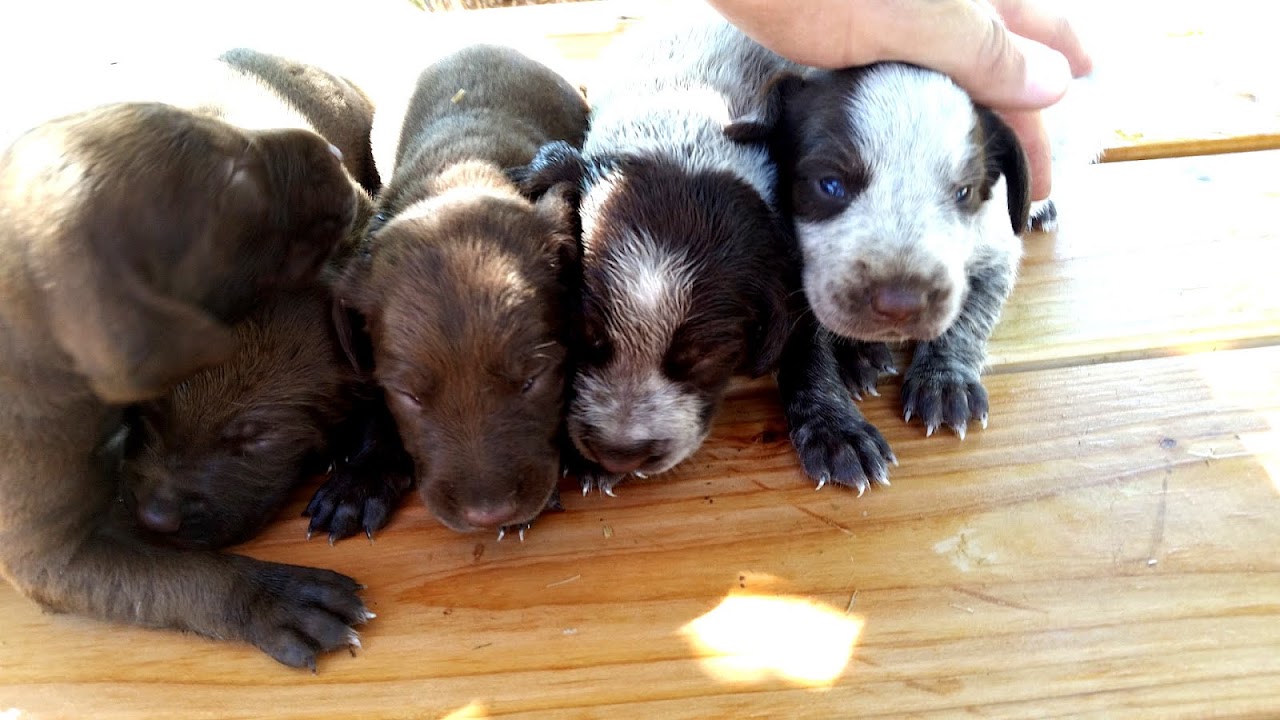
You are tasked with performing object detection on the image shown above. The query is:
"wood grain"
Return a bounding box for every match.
[2,345,1277,718]
[992,149,1280,372]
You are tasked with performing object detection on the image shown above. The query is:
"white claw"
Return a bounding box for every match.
[926,424,937,438]
[497,528,507,542]
[890,454,900,467]
[885,366,900,376]
[634,471,648,479]
[518,527,526,543]
[875,474,892,487]
[866,387,880,397]
[980,414,989,430]
[347,631,362,649]
[904,409,914,423]
[603,486,618,498]
[856,482,866,498]
[361,610,378,622]
[851,391,862,401]
[955,424,967,441]
[581,482,592,497]
[815,476,828,491]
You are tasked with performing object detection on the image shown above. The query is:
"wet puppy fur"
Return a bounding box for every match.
[513,19,796,494]
[0,102,370,669]
[116,49,411,549]
[337,45,588,533]
[754,63,1032,491]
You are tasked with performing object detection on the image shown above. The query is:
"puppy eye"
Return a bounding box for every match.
[817,176,847,199]
[954,185,973,204]
[221,420,274,454]
[521,376,537,394]
[394,388,422,408]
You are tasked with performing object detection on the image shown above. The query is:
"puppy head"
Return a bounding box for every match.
[521,145,792,478]
[770,64,1029,342]
[8,103,358,404]
[340,168,576,533]
[124,289,353,549]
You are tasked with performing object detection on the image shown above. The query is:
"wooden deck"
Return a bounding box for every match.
[2,1,1279,718]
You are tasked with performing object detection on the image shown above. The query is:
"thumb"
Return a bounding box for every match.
[893,2,1073,111]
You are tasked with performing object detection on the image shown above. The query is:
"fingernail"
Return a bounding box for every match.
[1017,37,1072,107]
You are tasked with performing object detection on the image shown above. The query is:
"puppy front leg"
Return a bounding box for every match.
[901,249,1017,438]
[305,389,415,544]
[778,313,896,494]
[0,431,370,670]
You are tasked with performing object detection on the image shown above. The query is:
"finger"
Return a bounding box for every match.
[998,108,1053,201]
[990,0,1094,77]
[862,1,1074,110]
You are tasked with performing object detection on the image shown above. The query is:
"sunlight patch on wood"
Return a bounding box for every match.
[681,594,863,687]
[440,701,488,719]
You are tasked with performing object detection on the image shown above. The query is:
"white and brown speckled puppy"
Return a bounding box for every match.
[513,18,799,496]
[760,63,1034,492]
[336,45,588,536]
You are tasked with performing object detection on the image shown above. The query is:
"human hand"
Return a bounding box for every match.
[705,0,1093,201]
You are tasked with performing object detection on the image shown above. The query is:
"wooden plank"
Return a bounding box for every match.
[2,346,1277,718]
[990,149,1280,372]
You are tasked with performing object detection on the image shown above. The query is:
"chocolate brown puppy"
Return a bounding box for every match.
[0,102,367,670]
[109,50,408,547]
[123,287,412,550]
[336,45,587,535]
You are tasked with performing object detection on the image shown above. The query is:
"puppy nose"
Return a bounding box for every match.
[589,439,661,475]
[137,499,182,534]
[462,501,519,530]
[870,285,928,324]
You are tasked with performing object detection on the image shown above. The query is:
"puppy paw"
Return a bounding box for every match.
[831,340,896,399]
[788,401,896,496]
[579,468,627,497]
[304,462,412,544]
[234,559,373,671]
[496,488,564,542]
[901,364,989,439]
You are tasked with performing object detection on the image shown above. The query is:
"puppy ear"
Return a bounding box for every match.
[331,257,377,373]
[977,107,1032,234]
[46,278,236,405]
[744,251,794,377]
[725,71,805,143]
[536,179,581,251]
[508,140,587,199]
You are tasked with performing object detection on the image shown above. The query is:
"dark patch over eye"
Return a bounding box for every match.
[793,158,866,221]
[663,323,742,390]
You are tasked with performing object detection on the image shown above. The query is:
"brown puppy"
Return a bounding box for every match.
[123,287,412,550]
[112,50,409,547]
[337,45,587,535]
[0,102,367,669]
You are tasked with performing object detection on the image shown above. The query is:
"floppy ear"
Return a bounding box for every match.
[330,257,378,374]
[535,180,582,259]
[44,273,237,405]
[508,140,587,199]
[977,107,1032,234]
[743,236,795,378]
[725,71,805,143]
